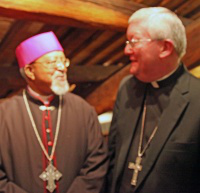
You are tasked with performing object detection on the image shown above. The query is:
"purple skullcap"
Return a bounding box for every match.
[15,31,64,68]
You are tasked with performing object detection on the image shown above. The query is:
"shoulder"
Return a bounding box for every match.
[61,93,99,124]
[176,68,200,109]
[117,74,141,95]
[63,92,90,105]
[118,75,135,91]
[188,72,200,87]
[119,75,134,87]
[187,73,200,98]
[0,92,23,111]
[182,67,200,92]
[181,65,200,86]
[0,93,24,134]
[62,92,95,111]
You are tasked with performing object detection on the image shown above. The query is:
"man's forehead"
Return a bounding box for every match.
[127,22,149,37]
[37,51,65,61]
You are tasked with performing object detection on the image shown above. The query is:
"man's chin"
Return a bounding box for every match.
[129,64,139,75]
[51,86,69,95]
[51,80,70,95]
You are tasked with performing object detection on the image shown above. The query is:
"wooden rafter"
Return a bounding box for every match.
[183,18,200,68]
[0,0,193,31]
[0,0,129,31]
[85,65,131,114]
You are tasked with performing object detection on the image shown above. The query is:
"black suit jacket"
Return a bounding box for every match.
[106,65,200,193]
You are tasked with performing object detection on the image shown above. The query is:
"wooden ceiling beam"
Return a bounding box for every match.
[70,31,117,65]
[85,35,126,66]
[0,0,129,31]
[85,65,130,114]
[174,0,200,17]
[0,21,44,65]
[183,18,200,68]
[0,0,192,31]
[67,65,123,83]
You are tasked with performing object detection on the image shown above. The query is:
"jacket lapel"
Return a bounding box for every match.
[134,71,190,191]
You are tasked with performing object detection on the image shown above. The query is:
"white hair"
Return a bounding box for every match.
[20,68,27,80]
[129,7,187,60]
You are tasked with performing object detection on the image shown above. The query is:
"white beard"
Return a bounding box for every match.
[50,71,70,95]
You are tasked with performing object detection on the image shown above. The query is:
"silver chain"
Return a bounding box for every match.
[23,89,62,162]
[138,100,158,157]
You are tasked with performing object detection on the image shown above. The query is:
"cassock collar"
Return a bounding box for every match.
[150,63,184,89]
[27,86,55,105]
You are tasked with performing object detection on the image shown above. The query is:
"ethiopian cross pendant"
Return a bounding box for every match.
[39,162,62,192]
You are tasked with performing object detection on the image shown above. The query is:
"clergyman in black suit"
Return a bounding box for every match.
[105,6,200,193]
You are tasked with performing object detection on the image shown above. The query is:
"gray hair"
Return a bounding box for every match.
[128,7,187,60]
[19,67,28,80]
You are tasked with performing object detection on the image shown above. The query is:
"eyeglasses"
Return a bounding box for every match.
[34,58,70,69]
[126,38,152,48]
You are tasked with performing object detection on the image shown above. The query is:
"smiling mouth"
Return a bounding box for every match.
[131,60,138,63]
[129,57,137,62]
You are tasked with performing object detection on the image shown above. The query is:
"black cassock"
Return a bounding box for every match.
[0,90,108,193]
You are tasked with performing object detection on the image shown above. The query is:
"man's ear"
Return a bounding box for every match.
[159,39,174,58]
[24,64,35,80]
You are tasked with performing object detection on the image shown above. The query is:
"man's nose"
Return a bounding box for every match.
[124,44,134,55]
[56,62,67,72]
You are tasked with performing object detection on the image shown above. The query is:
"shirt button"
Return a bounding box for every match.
[45,115,49,119]
[46,128,51,133]
[48,141,53,146]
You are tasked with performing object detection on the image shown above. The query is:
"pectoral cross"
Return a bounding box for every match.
[39,162,62,193]
[128,156,142,186]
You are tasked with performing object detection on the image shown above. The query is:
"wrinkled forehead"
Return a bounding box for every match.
[35,51,66,62]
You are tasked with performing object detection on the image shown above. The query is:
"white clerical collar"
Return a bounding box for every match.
[151,64,180,89]
[27,86,54,105]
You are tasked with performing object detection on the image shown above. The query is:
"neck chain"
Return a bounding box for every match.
[23,89,63,193]
[128,100,158,186]
[138,100,158,157]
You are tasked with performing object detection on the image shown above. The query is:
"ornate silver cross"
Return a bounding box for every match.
[39,162,62,192]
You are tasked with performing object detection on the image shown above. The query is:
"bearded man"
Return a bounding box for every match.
[0,31,108,193]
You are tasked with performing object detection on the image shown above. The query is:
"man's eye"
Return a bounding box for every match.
[47,61,56,65]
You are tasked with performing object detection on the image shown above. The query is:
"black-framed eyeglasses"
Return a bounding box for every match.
[34,58,70,69]
[126,38,152,48]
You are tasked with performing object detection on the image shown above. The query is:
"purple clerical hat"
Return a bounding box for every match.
[15,31,64,68]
